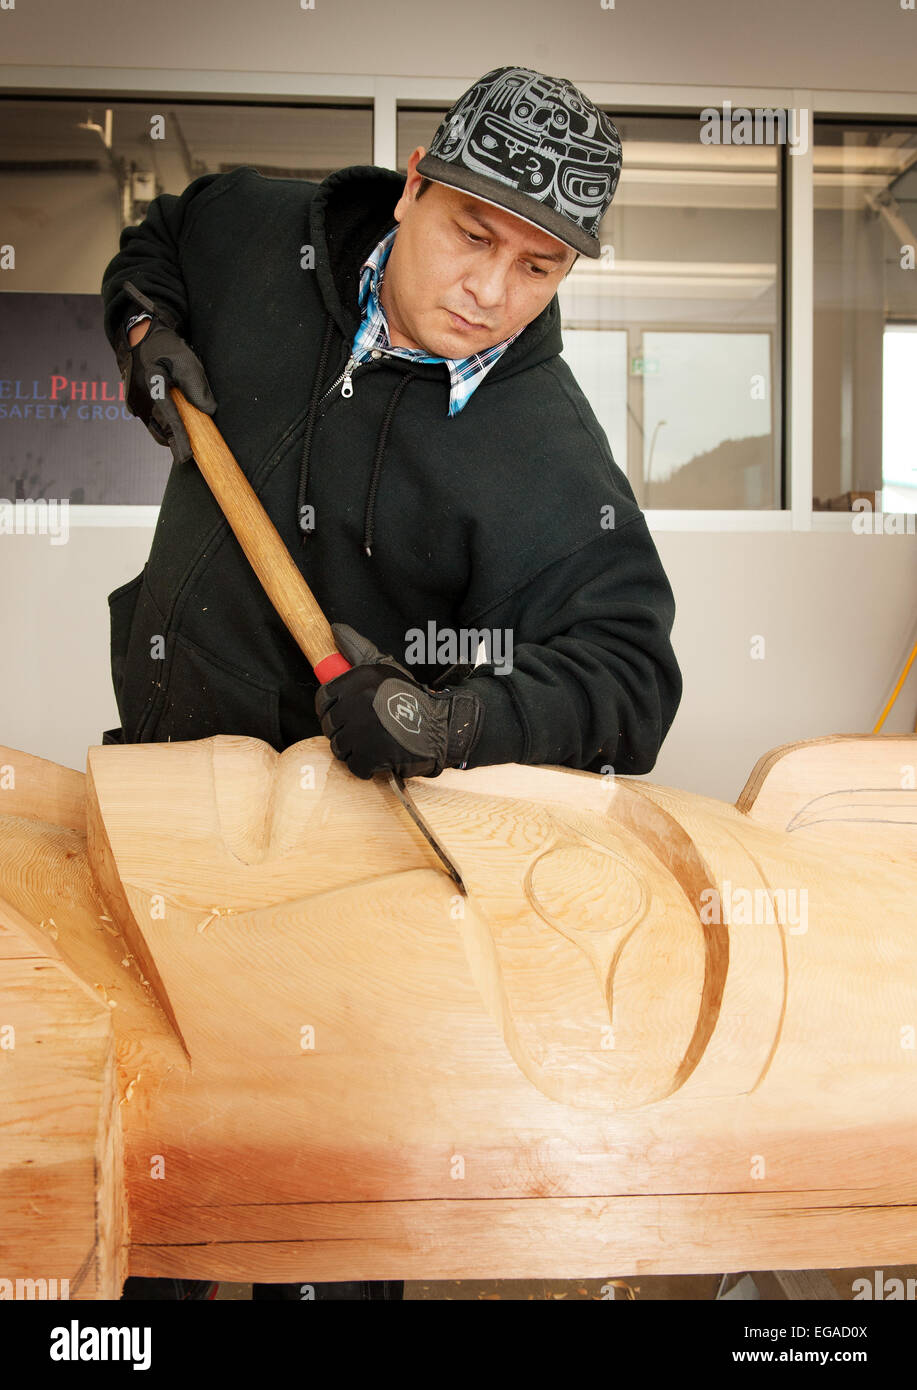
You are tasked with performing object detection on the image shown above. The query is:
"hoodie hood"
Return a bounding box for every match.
[296,165,565,553]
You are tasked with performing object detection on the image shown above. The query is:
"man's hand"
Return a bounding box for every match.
[115,279,217,466]
[315,623,485,780]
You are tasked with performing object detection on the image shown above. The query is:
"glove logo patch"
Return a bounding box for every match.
[387,689,423,735]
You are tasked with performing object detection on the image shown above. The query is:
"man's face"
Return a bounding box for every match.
[380,146,578,357]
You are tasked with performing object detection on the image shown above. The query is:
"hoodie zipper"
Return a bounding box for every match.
[318,349,393,409]
[316,354,356,407]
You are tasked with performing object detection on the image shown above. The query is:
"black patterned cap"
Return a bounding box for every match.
[415,66,622,260]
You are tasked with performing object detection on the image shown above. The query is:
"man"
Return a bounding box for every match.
[101,66,682,1299]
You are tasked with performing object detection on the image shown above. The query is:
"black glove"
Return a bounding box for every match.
[115,279,217,466]
[314,623,486,780]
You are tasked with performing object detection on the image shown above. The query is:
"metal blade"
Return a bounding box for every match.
[387,770,467,895]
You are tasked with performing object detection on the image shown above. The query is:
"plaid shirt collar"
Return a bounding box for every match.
[354,226,523,417]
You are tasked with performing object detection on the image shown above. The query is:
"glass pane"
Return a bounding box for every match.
[0,99,372,504]
[398,107,783,508]
[559,329,628,474]
[398,108,445,173]
[641,330,774,506]
[883,325,917,511]
[1,99,373,294]
[813,119,917,513]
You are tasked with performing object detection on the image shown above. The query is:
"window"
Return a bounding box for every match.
[883,324,917,511]
[398,107,784,509]
[813,120,917,514]
[0,98,372,504]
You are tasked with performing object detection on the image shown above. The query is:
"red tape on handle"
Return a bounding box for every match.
[314,652,353,684]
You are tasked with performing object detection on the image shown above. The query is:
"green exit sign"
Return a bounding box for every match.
[631,355,660,375]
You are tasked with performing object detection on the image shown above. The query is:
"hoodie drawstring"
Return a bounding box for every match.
[297,315,336,546]
[362,368,418,557]
[296,313,420,561]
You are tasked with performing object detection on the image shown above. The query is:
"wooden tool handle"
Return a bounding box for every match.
[170,387,351,684]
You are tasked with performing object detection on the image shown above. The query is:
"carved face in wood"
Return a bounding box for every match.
[5,731,917,1291]
[85,735,793,1111]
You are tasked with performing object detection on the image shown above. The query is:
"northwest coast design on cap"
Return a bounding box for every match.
[424,67,622,247]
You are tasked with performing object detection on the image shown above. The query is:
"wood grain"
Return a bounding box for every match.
[2,730,916,1290]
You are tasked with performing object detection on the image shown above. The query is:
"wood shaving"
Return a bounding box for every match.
[196,906,239,934]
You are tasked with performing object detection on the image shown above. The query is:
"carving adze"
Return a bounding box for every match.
[169,386,467,893]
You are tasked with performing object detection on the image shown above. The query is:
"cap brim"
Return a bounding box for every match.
[415,153,600,259]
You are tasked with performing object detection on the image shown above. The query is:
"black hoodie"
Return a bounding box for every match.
[100,164,682,773]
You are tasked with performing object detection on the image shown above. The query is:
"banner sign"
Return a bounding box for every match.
[0,292,170,505]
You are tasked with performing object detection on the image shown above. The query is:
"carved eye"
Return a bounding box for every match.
[528,844,646,934]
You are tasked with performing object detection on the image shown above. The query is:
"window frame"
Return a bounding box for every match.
[3,65,914,534]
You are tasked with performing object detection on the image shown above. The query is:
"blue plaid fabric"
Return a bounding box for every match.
[354,226,523,417]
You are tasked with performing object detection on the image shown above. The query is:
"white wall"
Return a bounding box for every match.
[1,0,916,807]
[2,0,917,92]
[2,524,914,805]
